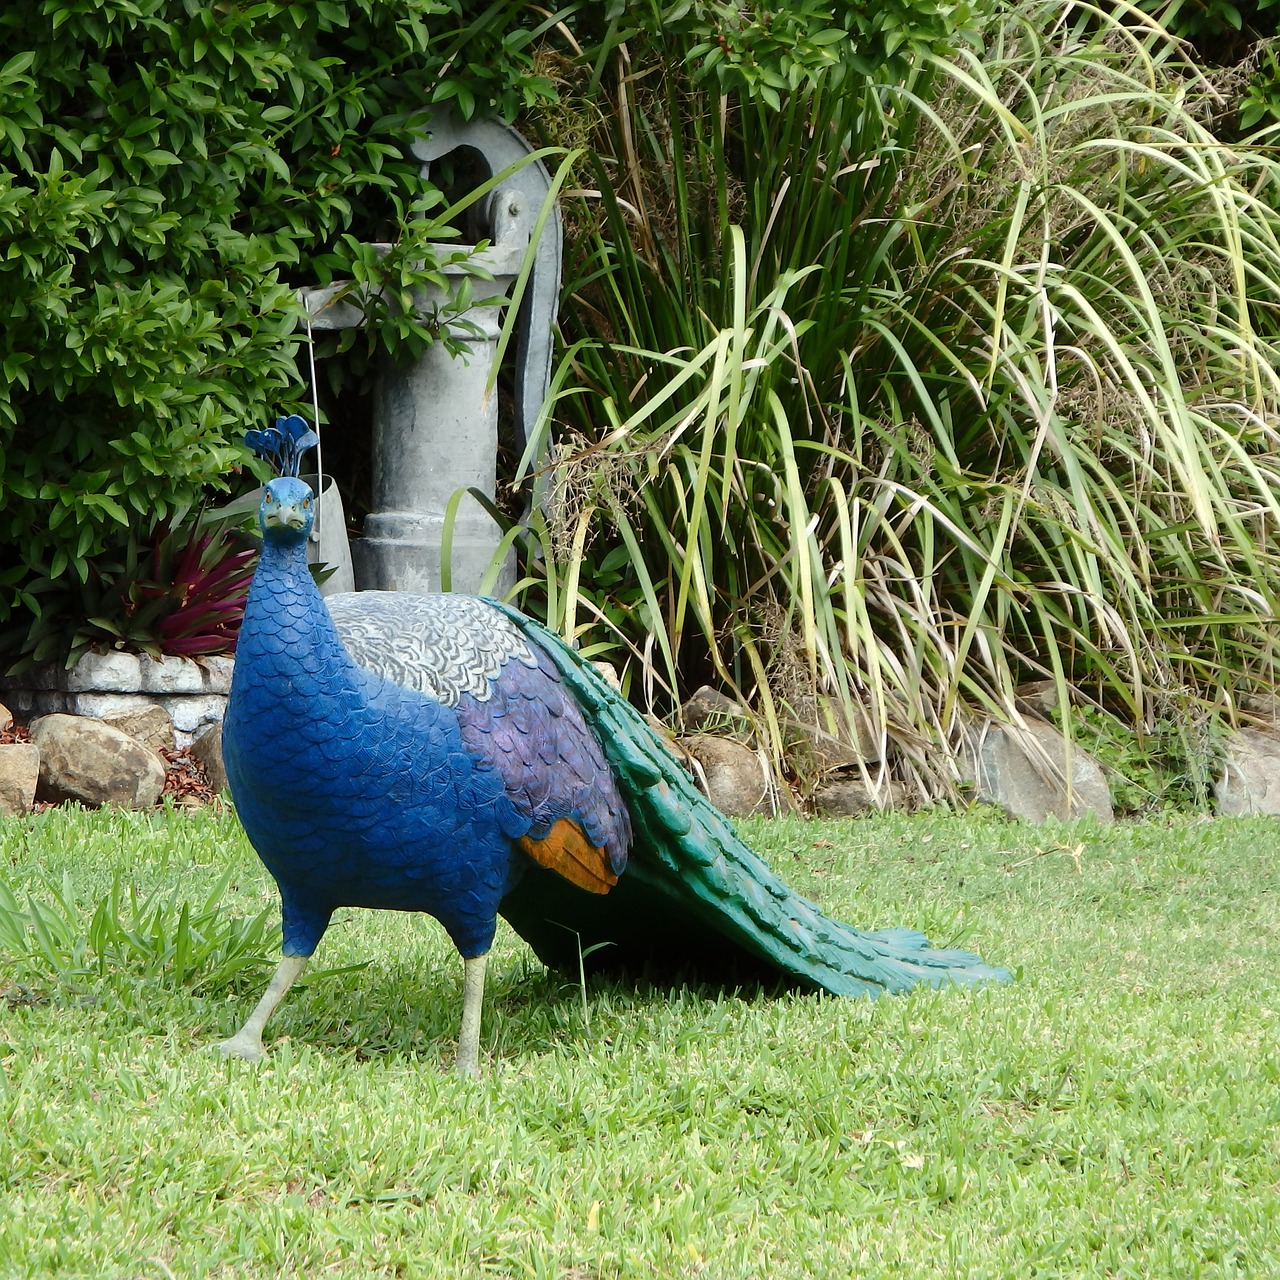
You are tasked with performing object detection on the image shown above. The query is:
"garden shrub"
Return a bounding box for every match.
[0,0,555,664]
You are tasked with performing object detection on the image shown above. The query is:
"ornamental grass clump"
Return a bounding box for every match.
[527,0,1280,799]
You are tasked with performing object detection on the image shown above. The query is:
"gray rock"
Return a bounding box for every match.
[0,744,40,816]
[103,704,175,754]
[0,688,61,719]
[813,778,911,816]
[786,696,882,766]
[1240,693,1280,729]
[682,686,750,731]
[680,734,774,817]
[191,722,228,794]
[35,692,226,745]
[51,692,156,721]
[1014,679,1076,718]
[786,719,871,771]
[962,718,1113,823]
[28,714,166,809]
[58,652,211,696]
[1215,727,1280,815]
[591,660,621,691]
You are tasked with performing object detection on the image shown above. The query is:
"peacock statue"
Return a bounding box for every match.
[218,416,1009,1075]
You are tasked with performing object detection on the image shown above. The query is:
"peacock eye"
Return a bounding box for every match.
[303,497,312,508]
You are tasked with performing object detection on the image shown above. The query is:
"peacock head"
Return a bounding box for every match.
[246,413,321,547]
[259,476,316,543]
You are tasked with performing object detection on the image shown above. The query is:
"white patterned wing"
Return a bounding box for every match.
[325,592,538,706]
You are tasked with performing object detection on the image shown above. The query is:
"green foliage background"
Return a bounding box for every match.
[5,0,1279,802]
[0,0,973,665]
[0,0,559,655]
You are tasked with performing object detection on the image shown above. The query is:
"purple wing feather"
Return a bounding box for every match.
[453,643,631,875]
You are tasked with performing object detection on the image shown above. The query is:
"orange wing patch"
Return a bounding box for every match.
[520,819,618,895]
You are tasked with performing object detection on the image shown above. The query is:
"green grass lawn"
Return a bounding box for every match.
[1,805,1277,1278]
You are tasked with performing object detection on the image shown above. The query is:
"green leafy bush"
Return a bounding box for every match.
[0,0,556,663]
[1135,0,1280,131]
[1051,705,1220,815]
[619,0,974,98]
[1240,22,1280,129]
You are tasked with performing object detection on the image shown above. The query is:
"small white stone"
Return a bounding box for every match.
[139,655,206,694]
[200,656,235,694]
[160,693,228,736]
[64,650,143,693]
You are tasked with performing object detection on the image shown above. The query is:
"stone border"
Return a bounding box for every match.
[0,653,232,744]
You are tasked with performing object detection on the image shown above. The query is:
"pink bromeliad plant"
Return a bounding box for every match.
[9,510,257,670]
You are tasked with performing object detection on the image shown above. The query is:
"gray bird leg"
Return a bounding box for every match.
[216,954,310,1062]
[456,953,488,1078]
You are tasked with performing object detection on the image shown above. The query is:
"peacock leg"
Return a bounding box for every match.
[216,954,310,1062]
[456,952,489,1078]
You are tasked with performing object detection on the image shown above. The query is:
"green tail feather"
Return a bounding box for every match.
[493,603,1011,996]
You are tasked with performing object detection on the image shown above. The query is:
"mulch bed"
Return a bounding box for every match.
[160,746,221,807]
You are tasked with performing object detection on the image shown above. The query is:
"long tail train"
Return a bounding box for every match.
[494,603,1011,995]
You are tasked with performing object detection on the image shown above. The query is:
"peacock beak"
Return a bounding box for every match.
[262,501,308,531]
[260,477,315,537]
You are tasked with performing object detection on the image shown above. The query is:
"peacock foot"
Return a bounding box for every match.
[214,1032,268,1063]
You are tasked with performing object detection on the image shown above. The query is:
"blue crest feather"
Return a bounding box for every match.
[246,414,319,478]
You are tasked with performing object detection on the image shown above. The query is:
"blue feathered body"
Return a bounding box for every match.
[225,496,1009,996]
[223,532,631,963]
[223,538,528,958]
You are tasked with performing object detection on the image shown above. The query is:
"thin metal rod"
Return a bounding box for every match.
[305,310,323,542]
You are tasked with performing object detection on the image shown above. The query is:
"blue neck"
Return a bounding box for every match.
[234,536,357,695]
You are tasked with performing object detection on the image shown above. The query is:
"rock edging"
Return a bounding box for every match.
[0,652,232,745]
